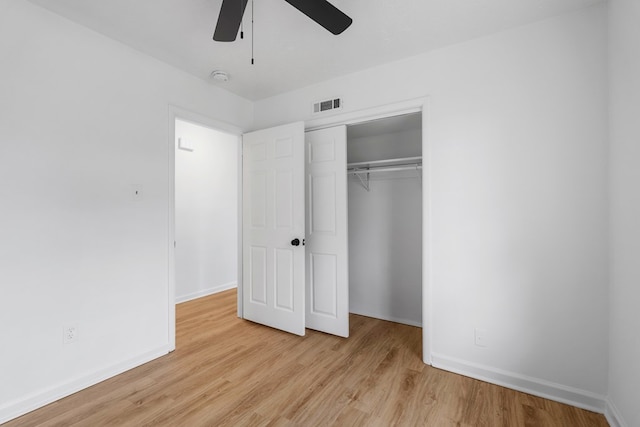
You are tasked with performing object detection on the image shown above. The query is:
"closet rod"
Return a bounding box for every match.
[347,165,422,175]
[347,156,422,169]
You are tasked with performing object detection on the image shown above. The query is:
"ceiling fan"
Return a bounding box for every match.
[213,0,353,42]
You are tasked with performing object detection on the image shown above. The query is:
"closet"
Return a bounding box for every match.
[346,113,423,327]
[240,112,423,340]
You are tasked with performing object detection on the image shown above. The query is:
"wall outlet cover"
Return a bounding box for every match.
[63,326,78,344]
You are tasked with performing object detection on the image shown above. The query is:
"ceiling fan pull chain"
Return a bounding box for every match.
[251,0,255,64]
[240,0,244,39]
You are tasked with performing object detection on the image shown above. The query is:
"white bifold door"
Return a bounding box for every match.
[305,126,349,337]
[242,122,348,338]
[242,122,306,336]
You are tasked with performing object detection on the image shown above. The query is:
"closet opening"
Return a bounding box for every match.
[346,112,423,331]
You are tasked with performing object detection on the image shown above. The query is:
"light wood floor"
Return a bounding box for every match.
[6,290,608,426]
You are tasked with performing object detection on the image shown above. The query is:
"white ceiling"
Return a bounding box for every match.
[27,0,602,101]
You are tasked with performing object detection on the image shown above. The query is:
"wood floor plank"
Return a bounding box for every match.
[4,289,609,427]
[332,406,373,427]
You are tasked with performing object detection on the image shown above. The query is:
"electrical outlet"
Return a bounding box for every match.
[474,328,487,348]
[63,326,78,344]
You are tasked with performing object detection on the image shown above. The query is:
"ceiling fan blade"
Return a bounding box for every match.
[213,0,248,42]
[283,0,352,35]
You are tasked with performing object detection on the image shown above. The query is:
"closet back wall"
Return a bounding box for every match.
[348,125,422,326]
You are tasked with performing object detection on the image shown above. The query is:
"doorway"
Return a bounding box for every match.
[347,113,423,328]
[174,119,239,303]
[239,105,429,362]
[168,107,243,350]
[304,97,431,363]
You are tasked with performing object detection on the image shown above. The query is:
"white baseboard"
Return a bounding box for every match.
[0,345,170,425]
[349,309,422,328]
[431,353,607,415]
[605,398,627,427]
[175,282,237,304]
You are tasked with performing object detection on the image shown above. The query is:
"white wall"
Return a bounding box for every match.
[608,0,640,425]
[175,120,238,303]
[255,5,609,409]
[0,0,251,422]
[348,127,422,326]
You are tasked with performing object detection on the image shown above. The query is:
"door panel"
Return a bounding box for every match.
[275,248,294,311]
[310,174,337,233]
[250,246,267,304]
[243,122,305,336]
[310,253,338,317]
[305,126,349,337]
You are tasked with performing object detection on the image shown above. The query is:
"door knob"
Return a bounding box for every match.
[291,238,300,246]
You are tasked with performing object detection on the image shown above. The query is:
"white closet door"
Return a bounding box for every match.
[242,122,306,336]
[305,126,349,337]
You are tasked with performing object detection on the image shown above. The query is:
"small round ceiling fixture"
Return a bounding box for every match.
[210,70,229,82]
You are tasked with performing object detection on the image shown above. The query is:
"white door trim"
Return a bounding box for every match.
[168,105,244,351]
[305,97,425,131]
[304,96,433,365]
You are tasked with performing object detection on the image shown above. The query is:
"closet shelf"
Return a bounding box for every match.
[347,156,422,192]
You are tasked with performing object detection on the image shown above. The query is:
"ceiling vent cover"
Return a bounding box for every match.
[312,97,343,114]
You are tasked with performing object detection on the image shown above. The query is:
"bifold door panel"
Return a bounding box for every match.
[242,123,349,338]
[305,126,349,338]
[242,122,306,336]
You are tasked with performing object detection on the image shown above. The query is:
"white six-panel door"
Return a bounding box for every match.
[305,126,349,337]
[242,122,306,336]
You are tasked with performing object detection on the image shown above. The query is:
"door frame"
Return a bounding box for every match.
[304,97,433,365]
[168,105,243,351]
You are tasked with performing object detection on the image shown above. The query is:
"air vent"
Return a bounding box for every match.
[312,97,343,114]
